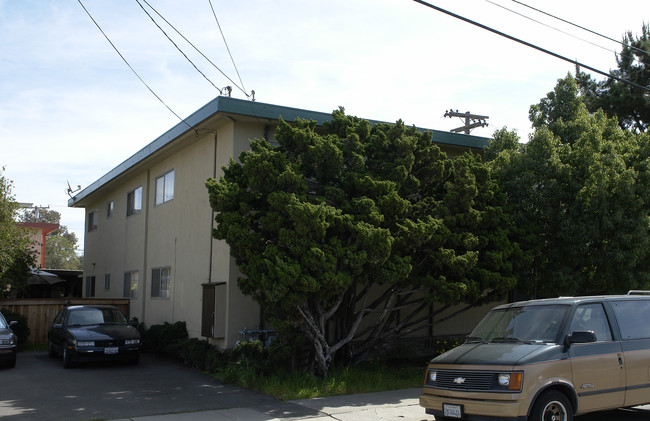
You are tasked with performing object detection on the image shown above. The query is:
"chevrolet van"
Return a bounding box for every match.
[420,293,650,421]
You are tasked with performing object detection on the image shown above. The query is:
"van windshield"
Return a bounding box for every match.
[467,304,570,344]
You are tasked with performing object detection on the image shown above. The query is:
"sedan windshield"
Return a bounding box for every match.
[66,308,128,326]
[467,304,570,344]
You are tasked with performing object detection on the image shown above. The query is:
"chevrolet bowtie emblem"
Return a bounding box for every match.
[453,377,466,384]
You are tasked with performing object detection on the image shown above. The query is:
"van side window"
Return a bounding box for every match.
[612,300,650,340]
[569,303,612,342]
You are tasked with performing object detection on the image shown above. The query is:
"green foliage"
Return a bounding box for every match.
[143,321,188,354]
[206,109,517,375]
[0,167,35,297]
[576,23,649,133]
[0,308,30,349]
[491,75,650,297]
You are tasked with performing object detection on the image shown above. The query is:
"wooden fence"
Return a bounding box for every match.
[0,299,130,344]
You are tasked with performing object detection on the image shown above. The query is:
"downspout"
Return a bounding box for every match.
[141,169,151,323]
[208,131,218,283]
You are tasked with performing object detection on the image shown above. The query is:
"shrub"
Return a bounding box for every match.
[0,308,29,349]
[143,321,188,354]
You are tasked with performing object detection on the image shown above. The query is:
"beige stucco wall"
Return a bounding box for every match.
[80,118,263,348]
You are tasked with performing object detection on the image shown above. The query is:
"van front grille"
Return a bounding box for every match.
[435,370,493,390]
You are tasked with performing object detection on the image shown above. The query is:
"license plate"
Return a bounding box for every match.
[443,403,463,418]
[104,347,119,355]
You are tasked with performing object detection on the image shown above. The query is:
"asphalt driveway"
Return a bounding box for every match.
[0,351,288,421]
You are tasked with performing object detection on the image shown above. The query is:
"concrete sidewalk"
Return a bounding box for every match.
[110,388,434,421]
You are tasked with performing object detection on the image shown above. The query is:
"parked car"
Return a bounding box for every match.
[420,292,650,421]
[47,305,141,368]
[0,312,18,368]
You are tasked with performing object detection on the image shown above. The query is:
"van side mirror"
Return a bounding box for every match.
[565,330,597,345]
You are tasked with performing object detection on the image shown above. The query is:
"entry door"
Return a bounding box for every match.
[568,303,625,412]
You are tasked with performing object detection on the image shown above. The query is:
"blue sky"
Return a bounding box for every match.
[0,0,646,251]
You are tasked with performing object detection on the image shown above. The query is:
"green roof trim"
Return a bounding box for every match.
[69,96,489,207]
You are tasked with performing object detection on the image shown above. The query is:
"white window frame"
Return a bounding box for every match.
[127,186,142,217]
[123,271,139,298]
[107,200,114,218]
[155,170,175,206]
[151,267,171,298]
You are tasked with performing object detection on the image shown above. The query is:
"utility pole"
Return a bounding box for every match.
[444,110,489,134]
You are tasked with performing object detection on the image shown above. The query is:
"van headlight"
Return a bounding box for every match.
[495,372,523,391]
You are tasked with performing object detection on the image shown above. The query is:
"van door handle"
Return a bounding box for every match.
[618,353,624,368]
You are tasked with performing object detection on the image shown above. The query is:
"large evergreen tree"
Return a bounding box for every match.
[488,76,650,297]
[207,110,518,376]
[576,24,650,133]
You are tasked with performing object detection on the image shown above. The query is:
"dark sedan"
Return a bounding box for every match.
[47,305,141,368]
[0,312,18,368]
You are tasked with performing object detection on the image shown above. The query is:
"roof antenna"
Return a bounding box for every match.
[66,181,81,197]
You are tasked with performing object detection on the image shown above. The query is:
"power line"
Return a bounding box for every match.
[135,0,223,94]
[139,0,249,97]
[208,0,248,96]
[76,0,192,128]
[411,0,650,93]
[511,0,649,57]
[485,0,616,55]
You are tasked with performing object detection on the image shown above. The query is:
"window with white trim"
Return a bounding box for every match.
[155,170,175,205]
[126,187,142,216]
[123,271,139,298]
[104,273,111,291]
[107,200,114,218]
[151,267,171,298]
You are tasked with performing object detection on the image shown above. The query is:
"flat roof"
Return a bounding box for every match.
[69,96,489,207]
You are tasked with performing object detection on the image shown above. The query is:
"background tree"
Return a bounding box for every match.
[207,110,518,376]
[0,167,36,297]
[488,76,650,297]
[20,207,81,270]
[576,23,650,132]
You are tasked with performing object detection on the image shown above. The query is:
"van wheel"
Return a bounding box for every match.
[530,390,572,421]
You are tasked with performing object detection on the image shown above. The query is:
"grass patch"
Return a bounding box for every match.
[213,360,426,401]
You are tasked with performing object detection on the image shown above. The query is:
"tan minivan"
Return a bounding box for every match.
[420,293,650,421]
